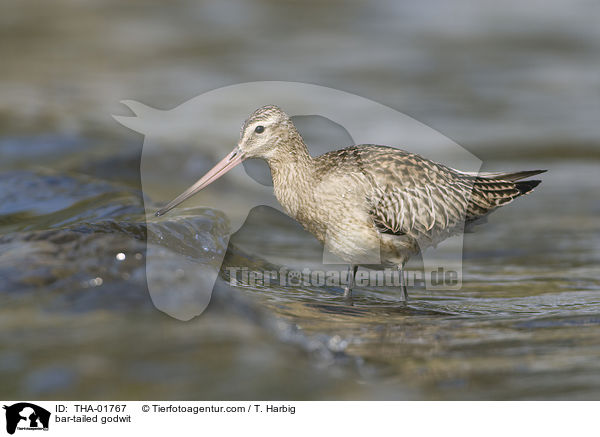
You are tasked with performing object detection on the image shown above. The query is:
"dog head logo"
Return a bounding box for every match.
[3,403,50,435]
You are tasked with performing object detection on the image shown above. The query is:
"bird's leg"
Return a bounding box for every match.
[344,265,358,299]
[399,263,409,302]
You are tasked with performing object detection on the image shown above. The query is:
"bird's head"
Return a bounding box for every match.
[155,105,297,216]
[237,105,295,160]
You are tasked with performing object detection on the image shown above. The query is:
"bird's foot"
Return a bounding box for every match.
[400,289,409,305]
[343,287,354,305]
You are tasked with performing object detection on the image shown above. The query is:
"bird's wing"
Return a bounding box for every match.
[315,145,542,241]
[367,172,544,240]
[459,169,546,181]
[314,145,476,239]
[367,177,474,239]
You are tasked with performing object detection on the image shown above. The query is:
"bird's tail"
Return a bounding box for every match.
[466,169,546,220]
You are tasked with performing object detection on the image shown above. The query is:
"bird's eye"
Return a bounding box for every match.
[254,125,265,134]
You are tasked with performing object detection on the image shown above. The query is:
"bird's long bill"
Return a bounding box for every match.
[154,147,243,216]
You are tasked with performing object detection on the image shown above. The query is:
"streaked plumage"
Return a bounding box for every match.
[156,105,546,301]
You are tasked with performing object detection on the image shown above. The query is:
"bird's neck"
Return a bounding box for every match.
[266,133,315,219]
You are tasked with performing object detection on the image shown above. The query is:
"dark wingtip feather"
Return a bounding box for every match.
[488,169,548,181]
[515,179,542,195]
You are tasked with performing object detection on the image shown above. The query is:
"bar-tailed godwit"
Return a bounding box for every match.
[156,105,545,300]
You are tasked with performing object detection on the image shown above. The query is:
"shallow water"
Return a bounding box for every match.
[1,136,598,400]
[224,160,600,400]
[1,0,599,400]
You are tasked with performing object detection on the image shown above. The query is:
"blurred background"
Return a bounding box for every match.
[0,0,599,400]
